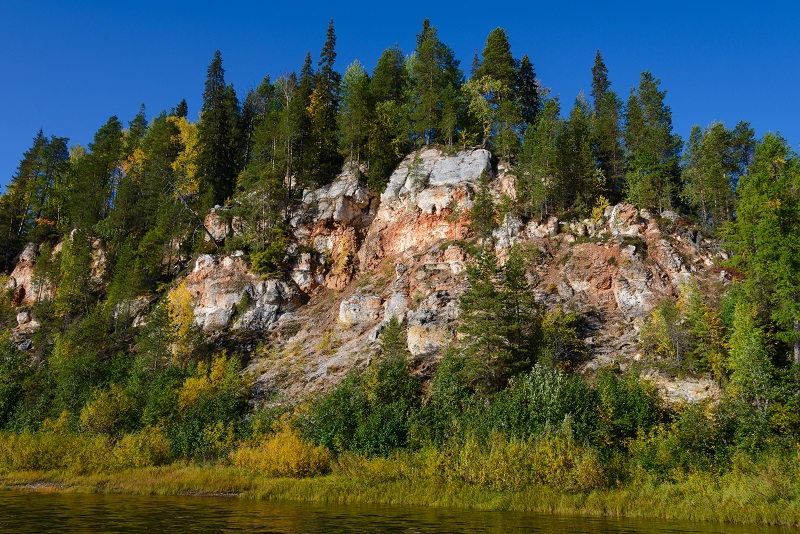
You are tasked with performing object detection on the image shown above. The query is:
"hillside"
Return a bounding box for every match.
[7,146,722,404]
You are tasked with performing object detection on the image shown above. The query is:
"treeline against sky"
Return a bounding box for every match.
[0,20,800,493]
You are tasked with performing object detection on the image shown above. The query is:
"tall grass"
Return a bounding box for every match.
[4,419,800,526]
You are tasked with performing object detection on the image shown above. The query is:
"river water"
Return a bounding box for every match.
[0,490,794,533]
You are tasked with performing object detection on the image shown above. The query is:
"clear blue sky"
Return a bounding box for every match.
[2,1,798,189]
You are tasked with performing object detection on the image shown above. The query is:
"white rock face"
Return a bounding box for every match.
[234,280,296,330]
[383,292,409,322]
[338,295,382,325]
[526,217,559,238]
[380,147,492,212]
[184,254,300,331]
[304,166,370,226]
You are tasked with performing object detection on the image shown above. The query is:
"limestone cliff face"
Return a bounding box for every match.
[6,146,724,403]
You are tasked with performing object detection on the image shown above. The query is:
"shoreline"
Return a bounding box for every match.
[2,465,799,529]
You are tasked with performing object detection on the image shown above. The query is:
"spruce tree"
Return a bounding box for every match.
[515,54,541,128]
[458,246,539,394]
[409,19,463,145]
[197,50,241,207]
[338,60,372,163]
[517,98,561,218]
[368,46,409,192]
[307,19,343,186]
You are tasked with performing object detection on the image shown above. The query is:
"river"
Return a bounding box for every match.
[0,490,794,533]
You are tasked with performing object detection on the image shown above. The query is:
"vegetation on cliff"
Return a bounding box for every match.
[1,20,800,527]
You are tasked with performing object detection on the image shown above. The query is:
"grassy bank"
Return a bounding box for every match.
[2,455,800,528]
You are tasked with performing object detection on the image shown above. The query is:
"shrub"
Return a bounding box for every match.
[111,426,172,470]
[491,364,597,441]
[231,420,330,477]
[453,431,605,492]
[595,368,663,449]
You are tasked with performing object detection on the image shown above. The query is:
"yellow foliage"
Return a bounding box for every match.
[230,419,330,477]
[79,384,131,437]
[168,116,200,196]
[454,433,604,491]
[306,88,324,121]
[591,195,610,223]
[177,352,247,413]
[167,280,195,365]
[112,426,171,470]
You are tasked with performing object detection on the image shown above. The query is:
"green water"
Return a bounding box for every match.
[0,490,794,533]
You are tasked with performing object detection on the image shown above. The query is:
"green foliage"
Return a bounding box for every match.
[631,401,722,477]
[594,368,663,448]
[303,320,419,456]
[492,364,597,440]
[724,133,800,364]
[623,71,682,210]
[458,246,539,394]
[469,171,496,238]
[170,353,250,459]
[250,230,288,275]
[0,338,32,427]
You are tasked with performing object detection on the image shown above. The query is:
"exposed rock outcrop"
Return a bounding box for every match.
[184,253,302,332]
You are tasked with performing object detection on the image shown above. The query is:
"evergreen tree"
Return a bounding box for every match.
[556,94,597,214]
[623,71,682,210]
[368,45,409,191]
[409,19,463,145]
[681,122,737,228]
[338,60,372,163]
[197,50,241,207]
[458,246,539,394]
[473,27,516,92]
[517,98,562,218]
[467,27,522,159]
[515,54,541,128]
[725,133,800,364]
[172,99,188,118]
[306,19,343,186]
[0,131,70,270]
[590,51,624,201]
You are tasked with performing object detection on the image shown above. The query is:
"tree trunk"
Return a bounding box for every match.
[795,318,800,365]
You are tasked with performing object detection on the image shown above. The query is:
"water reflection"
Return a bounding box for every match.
[0,490,791,533]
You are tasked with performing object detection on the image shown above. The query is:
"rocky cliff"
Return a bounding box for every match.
[7,146,725,403]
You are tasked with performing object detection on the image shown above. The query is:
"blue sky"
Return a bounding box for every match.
[2,1,798,189]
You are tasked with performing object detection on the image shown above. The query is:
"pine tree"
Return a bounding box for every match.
[623,71,682,210]
[0,132,48,269]
[474,28,516,92]
[590,51,623,201]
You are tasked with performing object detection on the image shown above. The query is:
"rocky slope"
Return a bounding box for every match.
[7,146,726,404]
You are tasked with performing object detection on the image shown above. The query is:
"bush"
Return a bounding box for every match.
[595,368,663,449]
[111,426,172,470]
[453,431,605,492]
[491,364,597,441]
[231,420,330,477]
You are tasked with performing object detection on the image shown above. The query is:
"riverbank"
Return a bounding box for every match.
[2,460,800,528]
